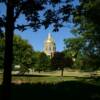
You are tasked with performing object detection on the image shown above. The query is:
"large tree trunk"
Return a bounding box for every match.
[2,1,14,100]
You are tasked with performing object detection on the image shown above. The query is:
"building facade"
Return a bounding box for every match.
[44,33,56,58]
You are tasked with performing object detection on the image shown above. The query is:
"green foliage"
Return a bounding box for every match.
[64,36,100,71]
[65,0,100,71]
[13,36,34,67]
[13,35,34,73]
[64,37,84,56]
[51,52,73,76]
[51,52,66,70]
[34,52,50,72]
[0,34,34,72]
[64,37,84,69]
[0,0,73,32]
[76,54,100,71]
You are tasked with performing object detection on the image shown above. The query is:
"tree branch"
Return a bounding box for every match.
[0,17,6,27]
[14,8,22,22]
[14,23,40,31]
[13,2,26,22]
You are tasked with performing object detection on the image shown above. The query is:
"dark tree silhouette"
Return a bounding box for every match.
[51,52,73,77]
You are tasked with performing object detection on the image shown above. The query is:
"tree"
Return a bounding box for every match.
[51,52,73,77]
[13,35,34,74]
[64,37,84,56]
[0,34,34,72]
[34,52,50,72]
[64,37,85,69]
[71,0,100,71]
[64,36,100,71]
[0,1,73,99]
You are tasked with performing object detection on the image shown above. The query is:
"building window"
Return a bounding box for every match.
[49,47,51,51]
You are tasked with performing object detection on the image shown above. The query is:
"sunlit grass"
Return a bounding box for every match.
[0,70,100,85]
[12,75,77,84]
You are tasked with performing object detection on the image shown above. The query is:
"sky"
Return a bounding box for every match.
[15,24,74,52]
[0,1,79,52]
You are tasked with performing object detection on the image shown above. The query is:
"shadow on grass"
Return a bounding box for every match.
[12,74,50,77]
[1,80,100,100]
[75,76,100,86]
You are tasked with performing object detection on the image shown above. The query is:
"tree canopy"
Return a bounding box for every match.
[34,52,50,72]
[64,0,100,71]
[0,0,73,32]
[51,52,73,76]
[0,34,34,71]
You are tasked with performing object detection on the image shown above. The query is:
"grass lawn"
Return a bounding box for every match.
[0,71,100,100]
[0,70,100,85]
[12,75,77,84]
[0,73,77,84]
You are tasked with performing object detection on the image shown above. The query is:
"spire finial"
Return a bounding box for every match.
[48,32,51,39]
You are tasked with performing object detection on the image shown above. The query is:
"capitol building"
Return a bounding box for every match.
[44,33,56,58]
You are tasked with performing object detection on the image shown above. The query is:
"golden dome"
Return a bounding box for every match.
[44,33,56,57]
[45,33,54,43]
